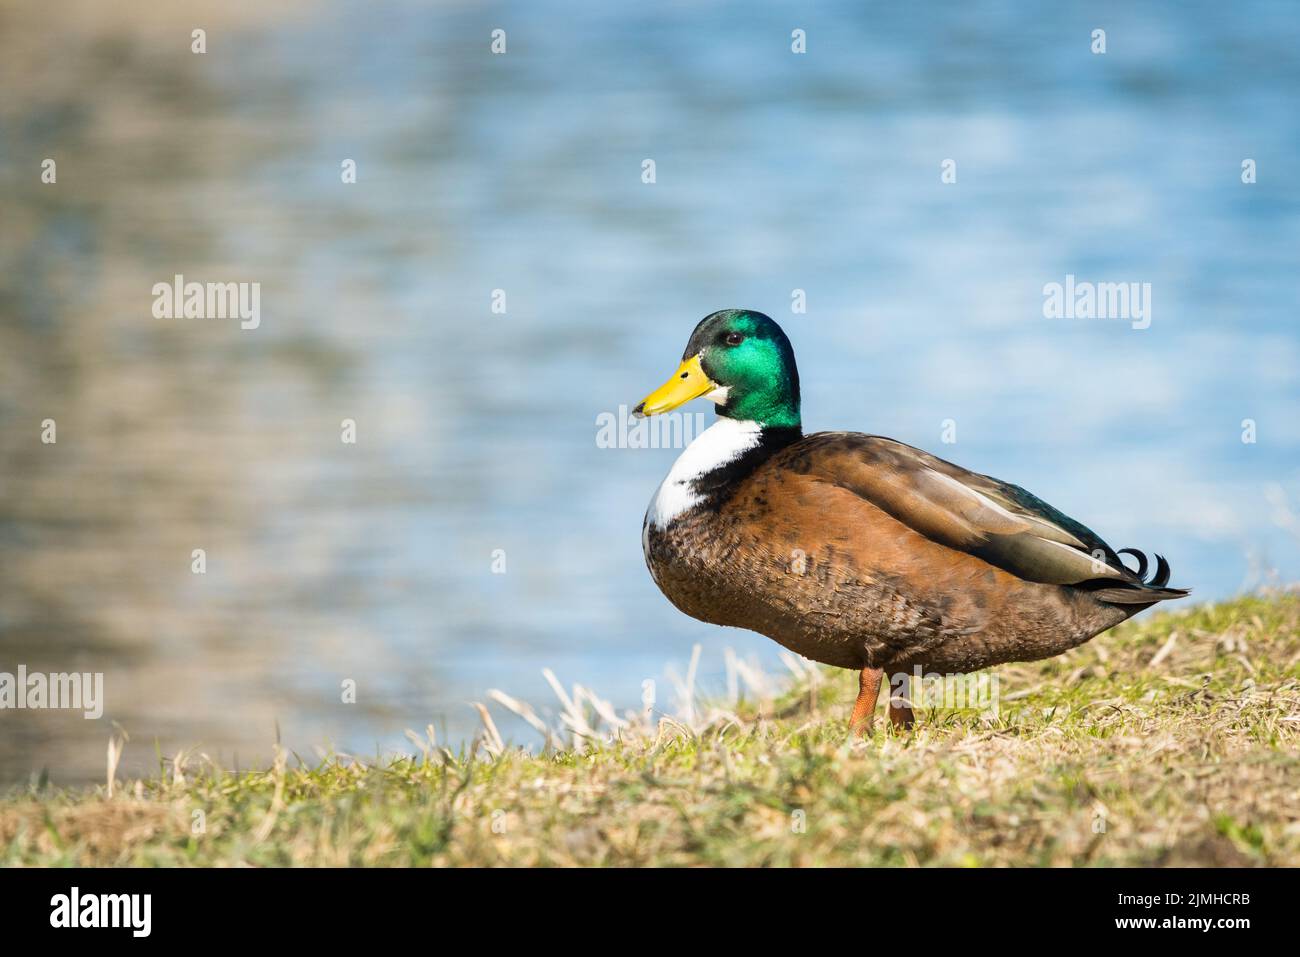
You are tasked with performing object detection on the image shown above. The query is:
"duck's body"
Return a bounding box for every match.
[635,310,1188,732]
[644,422,1161,675]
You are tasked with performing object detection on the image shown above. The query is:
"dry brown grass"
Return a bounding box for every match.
[3,592,1298,866]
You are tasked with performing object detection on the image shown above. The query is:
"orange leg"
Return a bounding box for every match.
[886,672,915,730]
[848,667,883,736]
[888,699,915,730]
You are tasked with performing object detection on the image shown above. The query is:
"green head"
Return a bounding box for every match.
[634,309,802,429]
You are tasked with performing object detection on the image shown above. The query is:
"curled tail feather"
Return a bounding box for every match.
[1087,548,1188,605]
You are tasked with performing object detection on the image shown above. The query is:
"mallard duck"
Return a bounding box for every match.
[634,309,1189,733]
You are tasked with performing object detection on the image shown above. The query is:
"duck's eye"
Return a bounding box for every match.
[724,332,744,346]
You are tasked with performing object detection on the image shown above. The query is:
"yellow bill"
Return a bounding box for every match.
[634,354,716,416]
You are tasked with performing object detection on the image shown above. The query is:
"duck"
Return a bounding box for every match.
[634,309,1189,734]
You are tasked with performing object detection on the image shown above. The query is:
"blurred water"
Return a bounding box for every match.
[1,0,1297,782]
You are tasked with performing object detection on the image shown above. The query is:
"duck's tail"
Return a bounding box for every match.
[1086,548,1191,605]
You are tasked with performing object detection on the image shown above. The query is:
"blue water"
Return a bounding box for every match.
[1,0,1297,779]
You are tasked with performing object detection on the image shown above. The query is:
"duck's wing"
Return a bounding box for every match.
[796,432,1187,603]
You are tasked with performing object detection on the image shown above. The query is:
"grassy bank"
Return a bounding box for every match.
[3,593,1299,866]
